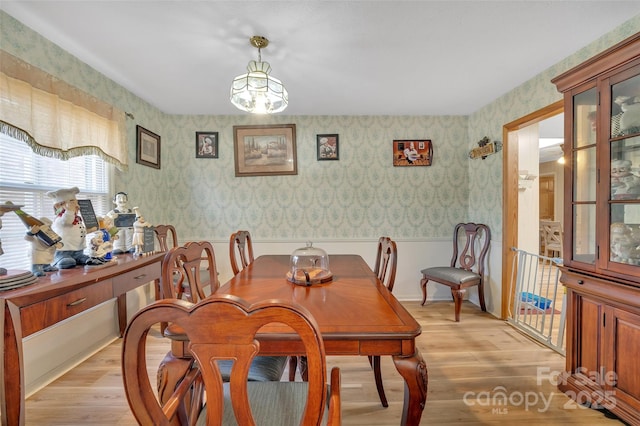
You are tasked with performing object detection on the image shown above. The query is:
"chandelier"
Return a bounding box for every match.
[230,36,288,114]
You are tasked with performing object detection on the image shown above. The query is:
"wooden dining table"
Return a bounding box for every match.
[216,254,428,426]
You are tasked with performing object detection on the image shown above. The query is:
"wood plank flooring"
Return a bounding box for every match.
[25,301,625,425]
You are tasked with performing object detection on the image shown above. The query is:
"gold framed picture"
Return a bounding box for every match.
[233,124,297,176]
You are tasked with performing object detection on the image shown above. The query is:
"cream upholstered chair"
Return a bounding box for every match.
[122,295,341,425]
[229,230,255,275]
[369,236,398,407]
[420,223,490,322]
[157,242,288,407]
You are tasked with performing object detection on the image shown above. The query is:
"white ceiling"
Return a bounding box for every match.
[2,1,640,116]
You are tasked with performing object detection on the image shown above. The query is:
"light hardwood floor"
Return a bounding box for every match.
[25,301,625,425]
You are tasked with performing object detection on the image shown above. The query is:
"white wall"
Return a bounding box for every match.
[517,124,541,254]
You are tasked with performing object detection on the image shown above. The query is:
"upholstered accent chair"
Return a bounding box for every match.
[420,223,490,322]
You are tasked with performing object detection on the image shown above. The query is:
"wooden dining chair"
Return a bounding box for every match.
[158,242,289,406]
[153,224,180,307]
[154,224,178,252]
[229,230,300,383]
[420,222,491,322]
[369,236,398,408]
[229,230,255,275]
[122,295,341,425]
[540,220,563,261]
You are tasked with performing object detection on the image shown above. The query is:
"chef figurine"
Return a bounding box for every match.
[47,187,106,269]
[25,217,63,276]
[131,207,153,256]
[0,201,23,275]
[107,192,135,254]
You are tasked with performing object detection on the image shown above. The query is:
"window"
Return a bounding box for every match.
[0,134,112,271]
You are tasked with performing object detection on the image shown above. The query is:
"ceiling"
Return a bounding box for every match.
[2,1,640,116]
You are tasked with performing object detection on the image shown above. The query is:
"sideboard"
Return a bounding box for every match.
[0,252,164,425]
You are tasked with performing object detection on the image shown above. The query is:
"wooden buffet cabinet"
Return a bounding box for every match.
[0,252,164,425]
[552,32,640,425]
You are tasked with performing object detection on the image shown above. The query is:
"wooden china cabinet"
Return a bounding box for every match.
[551,32,640,425]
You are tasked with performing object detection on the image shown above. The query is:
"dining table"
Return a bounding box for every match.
[216,254,427,426]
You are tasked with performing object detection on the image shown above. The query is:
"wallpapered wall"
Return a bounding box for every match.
[163,114,469,241]
[1,11,471,243]
[469,16,640,238]
[2,9,639,260]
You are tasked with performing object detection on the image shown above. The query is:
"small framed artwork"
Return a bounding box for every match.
[195,131,219,158]
[317,134,339,160]
[393,139,433,167]
[136,125,161,169]
[233,124,297,177]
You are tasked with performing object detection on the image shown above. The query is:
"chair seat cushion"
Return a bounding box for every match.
[421,266,480,285]
[217,356,288,382]
[196,382,330,425]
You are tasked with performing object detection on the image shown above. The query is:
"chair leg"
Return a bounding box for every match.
[420,277,429,305]
[452,289,466,322]
[371,355,389,408]
[478,281,487,312]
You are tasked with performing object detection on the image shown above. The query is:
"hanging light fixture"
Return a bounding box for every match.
[230,36,288,114]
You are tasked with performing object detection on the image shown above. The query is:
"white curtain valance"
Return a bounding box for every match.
[0,50,127,170]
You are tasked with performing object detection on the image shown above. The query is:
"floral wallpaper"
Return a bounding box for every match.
[1,11,471,243]
[2,9,639,270]
[469,15,640,240]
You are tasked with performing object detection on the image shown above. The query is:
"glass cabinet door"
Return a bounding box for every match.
[609,71,640,266]
[572,88,598,265]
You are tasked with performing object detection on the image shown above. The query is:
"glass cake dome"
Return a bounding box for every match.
[287,242,333,286]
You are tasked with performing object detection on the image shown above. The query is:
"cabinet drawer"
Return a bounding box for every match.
[20,280,113,337]
[112,262,161,295]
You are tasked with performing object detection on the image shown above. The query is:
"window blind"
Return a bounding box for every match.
[0,133,111,271]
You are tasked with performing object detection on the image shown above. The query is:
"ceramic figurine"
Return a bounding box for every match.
[25,217,63,276]
[0,201,23,275]
[107,192,135,254]
[131,207,152,256]
[47,187,106,269]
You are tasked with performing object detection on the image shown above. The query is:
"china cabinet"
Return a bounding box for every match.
[552,32,640,425]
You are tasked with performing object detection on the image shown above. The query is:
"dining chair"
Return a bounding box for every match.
[420,223,491,322]
[122,295,341,425]
[540,220,563,261]
[229,230,255,275]
[153,224,180,308]
[369,236,398,408]
[229,230,299,383]
[157,241,289,406]
[154,224,179,252]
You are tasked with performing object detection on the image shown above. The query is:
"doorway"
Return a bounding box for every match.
[501,100,563,318]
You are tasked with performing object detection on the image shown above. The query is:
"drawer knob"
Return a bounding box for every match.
[134,274,147,280]
[67,297,87,307]
[577,280,584,285]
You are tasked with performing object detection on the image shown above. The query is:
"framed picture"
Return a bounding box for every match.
[233,124,297,177]
[393,139,433,167]
[195,131,219,158]
[136,125,161,169]
[317,134,339,160]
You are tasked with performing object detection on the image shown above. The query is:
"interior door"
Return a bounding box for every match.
[539,175,555,220]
